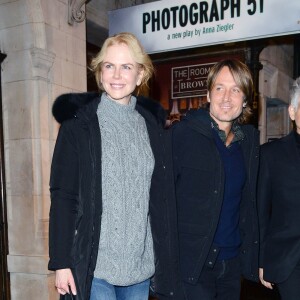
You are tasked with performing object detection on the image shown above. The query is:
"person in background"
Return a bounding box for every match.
[172,59,260,300]
[258,77,300,300]
[48,32,181,300]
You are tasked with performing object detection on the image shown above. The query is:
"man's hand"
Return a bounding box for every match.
[259,268,273,289]
[55,268,77,295]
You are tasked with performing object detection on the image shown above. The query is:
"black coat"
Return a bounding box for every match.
[258,132,300,283]
[48,93,182,300]
[172,109,260,285]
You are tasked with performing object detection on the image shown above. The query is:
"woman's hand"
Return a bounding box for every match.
[259,268,273,289]
[55,268,77,295]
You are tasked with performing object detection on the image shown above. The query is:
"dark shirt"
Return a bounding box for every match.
[210,119,246,261]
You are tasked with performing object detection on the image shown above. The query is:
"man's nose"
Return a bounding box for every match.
[223,89,231,100]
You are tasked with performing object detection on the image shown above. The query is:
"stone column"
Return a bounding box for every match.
[0,0,87,299]
[4,46,56,299]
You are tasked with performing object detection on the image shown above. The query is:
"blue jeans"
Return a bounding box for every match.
[89,277,150,300]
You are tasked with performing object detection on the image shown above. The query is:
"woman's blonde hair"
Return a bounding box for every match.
[90,32,154,95]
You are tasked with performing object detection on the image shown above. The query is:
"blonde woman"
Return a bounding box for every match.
[48,33,181,300]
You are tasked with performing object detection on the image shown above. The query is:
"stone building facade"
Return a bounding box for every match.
[0,1,87,299]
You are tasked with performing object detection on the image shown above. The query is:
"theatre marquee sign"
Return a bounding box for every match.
[109,0,300,54]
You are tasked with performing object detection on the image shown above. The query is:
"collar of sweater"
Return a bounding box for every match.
[97,93,137,123]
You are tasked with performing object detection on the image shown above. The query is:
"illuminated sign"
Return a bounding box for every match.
[109,0,300,53]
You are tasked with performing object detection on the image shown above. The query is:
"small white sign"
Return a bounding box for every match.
[172,63,215,98]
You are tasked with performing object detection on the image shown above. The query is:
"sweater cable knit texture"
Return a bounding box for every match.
[94,93,155,286]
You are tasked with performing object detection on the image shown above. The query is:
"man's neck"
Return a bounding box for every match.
[215,120,232,137]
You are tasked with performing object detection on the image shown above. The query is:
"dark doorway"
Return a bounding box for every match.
[0,52,10,300]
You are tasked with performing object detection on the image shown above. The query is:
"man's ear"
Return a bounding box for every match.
[207,92,210,103]
[288,105,295,121]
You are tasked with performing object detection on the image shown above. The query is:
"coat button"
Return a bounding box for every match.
[214,190,218,194]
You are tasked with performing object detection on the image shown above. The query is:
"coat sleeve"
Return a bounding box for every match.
[257,144,272,268]
[48,120,79,271]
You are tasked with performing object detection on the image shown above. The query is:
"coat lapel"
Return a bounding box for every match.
[282,132,300,166]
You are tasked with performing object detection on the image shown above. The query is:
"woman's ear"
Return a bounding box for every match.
[99,71,103,85]
[136,69,144,86]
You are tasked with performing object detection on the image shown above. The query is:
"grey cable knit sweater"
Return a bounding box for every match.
[94,93,155,286]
